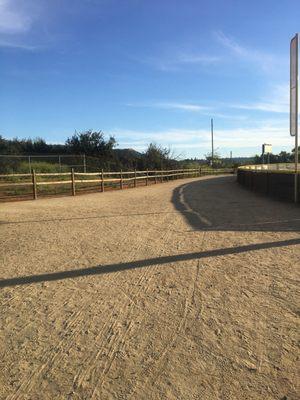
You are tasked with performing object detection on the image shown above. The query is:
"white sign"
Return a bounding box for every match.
[290,34,298,137]
[262,143,272,154]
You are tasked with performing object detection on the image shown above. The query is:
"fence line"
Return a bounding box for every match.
[238,163,298,172]
[237,165,299,203]
[0,167,234,201]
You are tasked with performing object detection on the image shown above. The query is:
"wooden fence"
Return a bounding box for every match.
[0,167,234,201]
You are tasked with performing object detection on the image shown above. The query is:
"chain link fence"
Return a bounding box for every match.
[0,154,87,174]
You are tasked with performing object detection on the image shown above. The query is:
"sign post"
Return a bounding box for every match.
[290,34,299,203]
[211,118,214,167]
[262,143,272,166]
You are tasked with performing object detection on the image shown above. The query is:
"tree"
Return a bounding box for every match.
[65,130,116,157]
[205,151,222,167]
[142,143,178,170]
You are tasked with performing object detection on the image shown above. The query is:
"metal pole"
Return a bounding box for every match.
[211,118,214,168]
[295,126,299,203]
[295,34,299,203]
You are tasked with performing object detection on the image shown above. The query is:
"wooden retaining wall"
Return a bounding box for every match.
[237,168,300,203]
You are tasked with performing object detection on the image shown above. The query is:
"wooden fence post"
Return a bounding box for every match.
[120,170,123,190]
[101,169,105,192]
[146,169,148,186]
[31,169,37,200]
[154,170,157,184]
[71,168,76,196]
[161,169,163,183]
[134,169,137,188]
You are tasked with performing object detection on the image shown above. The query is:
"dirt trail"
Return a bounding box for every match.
[0,175,299,400]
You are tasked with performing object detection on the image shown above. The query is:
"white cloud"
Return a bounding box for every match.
[0,0,32,34]
[110,119,291,157]
[228,84,289,114]
[0,38,37,50]
[127,102,210,112]
[164,103,208,112]
[144,50,220,72]
[126,101,248,120]
[215,30,286,73]
[0,0,43,50]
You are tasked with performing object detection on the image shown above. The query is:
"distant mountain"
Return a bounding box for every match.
[114,148,142,159]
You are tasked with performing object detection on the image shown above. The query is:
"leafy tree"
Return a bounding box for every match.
[205,151,222,167]
[141,143,178,170]
[65,130,116,158]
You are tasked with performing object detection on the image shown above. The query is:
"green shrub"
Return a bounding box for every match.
[18,161,70,173]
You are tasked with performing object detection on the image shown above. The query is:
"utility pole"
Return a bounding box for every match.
[290,33,299,202]
[211,118,214,168]
[294,36,299,202]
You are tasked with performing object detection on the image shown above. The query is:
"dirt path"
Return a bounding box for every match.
[0,175,299,400]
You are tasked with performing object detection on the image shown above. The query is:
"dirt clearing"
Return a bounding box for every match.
[0,175,299,399]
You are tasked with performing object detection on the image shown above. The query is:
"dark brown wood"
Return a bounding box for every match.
[120,170,123,189]
[32,169,37,200]
[101,169,104,192]
[134,169,137,188]
[146,169,148,186]
[154,170,157,184]
[71,168,76,196]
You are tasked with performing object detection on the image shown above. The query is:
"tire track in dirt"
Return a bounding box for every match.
[4,210,157,399]
[70,211,175,397]
[130,230,207,398]
[90,320,135,399]
[69,209,178,398]
[6,307,85,400]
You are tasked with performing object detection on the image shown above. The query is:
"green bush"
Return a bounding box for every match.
[18,161,70,173]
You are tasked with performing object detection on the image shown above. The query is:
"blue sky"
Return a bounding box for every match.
[0,0,299,158]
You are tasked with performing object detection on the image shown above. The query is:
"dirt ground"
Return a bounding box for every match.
[0,175,299,400]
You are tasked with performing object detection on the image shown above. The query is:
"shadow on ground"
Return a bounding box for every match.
[172,176,300,232]
[1,176,299,288]
[0,237,299,288]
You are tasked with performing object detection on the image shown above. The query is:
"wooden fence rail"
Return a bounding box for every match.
[0,167,234,201]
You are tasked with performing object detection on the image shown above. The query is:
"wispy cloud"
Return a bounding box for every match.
[227,84,289,114]
[126,101,248,121]
[0,0,42,50]
[110,118,291,157]
[0,38,37,50]
[214,30,286,73]
[126,101,211,112]
[126,81,289,120]
[144,49,220,72]
[0,0,32,34]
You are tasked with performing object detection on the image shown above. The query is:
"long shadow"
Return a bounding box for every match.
[1,237,299,288]
[172,176,300,232]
